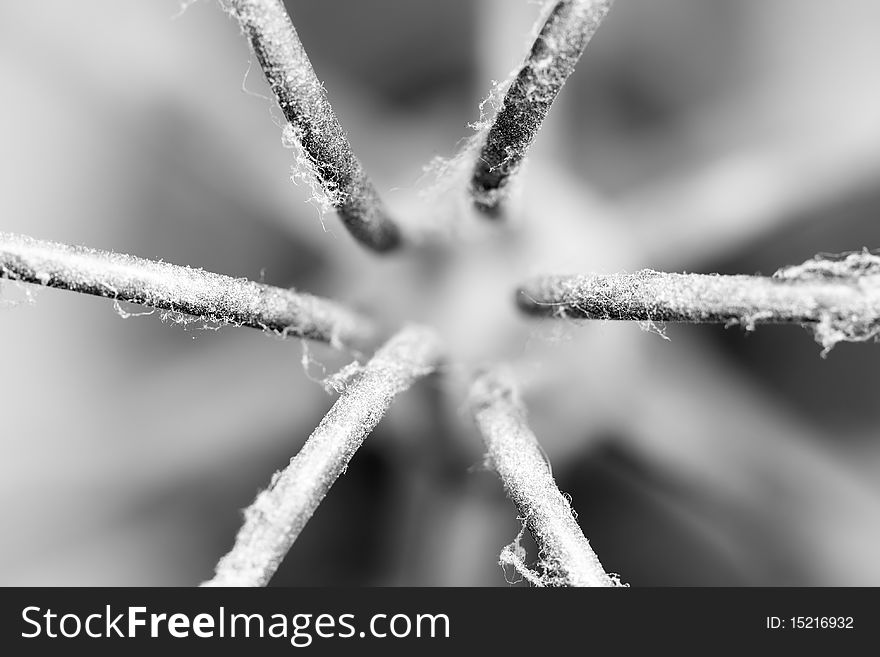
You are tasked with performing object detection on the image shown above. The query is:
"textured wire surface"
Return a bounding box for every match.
[0,231,374,349]
[470,0,614,214]
[205,325,442,586]
[224,0,401,250]
[471,370,615,587]
[518,255,880,352]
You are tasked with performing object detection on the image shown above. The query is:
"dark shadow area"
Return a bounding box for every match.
[557,440,810,586]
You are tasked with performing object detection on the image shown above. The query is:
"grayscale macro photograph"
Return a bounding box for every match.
[1,0,879,587]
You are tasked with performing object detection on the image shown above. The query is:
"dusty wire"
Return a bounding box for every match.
[470,0,614,216]
[0,231,374,349]
[222,0,401,252]
[202,324,444,586]
[470,369,616,587]
[517,253,880,353]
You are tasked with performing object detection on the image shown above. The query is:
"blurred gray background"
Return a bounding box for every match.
[1,0,880,585]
